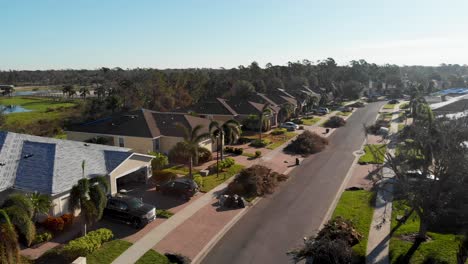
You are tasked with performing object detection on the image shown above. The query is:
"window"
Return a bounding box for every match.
[153,138,160,151]
[118,137,124,147]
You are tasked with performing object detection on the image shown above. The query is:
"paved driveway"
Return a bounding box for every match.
[202,102,385,264]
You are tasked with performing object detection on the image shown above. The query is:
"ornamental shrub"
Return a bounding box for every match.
[197,147,212,164]
[219,158,235,170]
[62,228,113,259]
[233,148,244,155]
[193,175,203,188]
[61,213,74,230]
[254,150,262,158]
[33,231,53,245]
[271,128,287,135]
[250,139,271,148]
[43,215,65,233]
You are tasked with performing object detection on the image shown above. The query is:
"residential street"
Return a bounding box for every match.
[202,102,386,264]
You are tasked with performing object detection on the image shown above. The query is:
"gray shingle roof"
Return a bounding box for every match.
[0,131,132,195]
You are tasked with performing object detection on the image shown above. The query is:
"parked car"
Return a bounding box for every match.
[104,194,156,228]
[318,107,330,114]
[280,121,299,131]
[157,178,199,200]
[338,106,353,112]
[388,99,400,104]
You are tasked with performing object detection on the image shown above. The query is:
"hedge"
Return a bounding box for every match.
[62,228,113,259]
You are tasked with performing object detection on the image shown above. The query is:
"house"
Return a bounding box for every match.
[182,96,280,128]
[430,93,468,119]
[66,109,215,155]
[0,131,154,216]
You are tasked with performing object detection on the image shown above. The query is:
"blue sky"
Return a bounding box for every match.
[1,0,468,70]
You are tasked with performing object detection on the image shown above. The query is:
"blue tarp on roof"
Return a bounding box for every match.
[15,141,56,194]
[435,88,468,95]
[0,131,7,153]
[104,150,132,172]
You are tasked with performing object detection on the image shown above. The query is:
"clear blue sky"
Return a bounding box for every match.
[2,0,468,70]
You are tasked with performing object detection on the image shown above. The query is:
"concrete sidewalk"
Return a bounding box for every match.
[366,103,402,264]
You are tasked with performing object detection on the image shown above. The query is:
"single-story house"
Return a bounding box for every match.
[66,109,214,155]
[430,94,468,119]
[0,131,153,216]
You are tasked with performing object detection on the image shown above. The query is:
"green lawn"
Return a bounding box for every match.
[390,200,463,264]
[267,132,296,149]
[163,165,194,175]
[301,117,321,126]
[332,190,375,259]
[358,144,387,164]
[87,240,133,264]
[199,163,244,192]
[383,103,396,110]
[0,97,78,125]
[245,131,297,150]
[87,240,171,264]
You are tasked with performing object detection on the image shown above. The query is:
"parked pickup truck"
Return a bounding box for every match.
[103,194,156,228]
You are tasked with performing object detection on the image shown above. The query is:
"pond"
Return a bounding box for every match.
[0,105,32,114]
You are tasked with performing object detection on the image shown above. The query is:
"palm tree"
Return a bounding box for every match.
[2,194,36,246]
[259,103,272,141]
[278,104,294,123]
[69,162,109,234]
[27,192,52,221]
[175,123,210,178]
[0,210,20,264]
[95,85,107,100]
[79,87,91,99]
[209,119,241,160]
[62,85,76,98]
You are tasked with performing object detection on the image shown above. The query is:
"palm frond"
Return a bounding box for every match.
[191,125,205,141]
[175,122,191,140]
[90,175,110,194]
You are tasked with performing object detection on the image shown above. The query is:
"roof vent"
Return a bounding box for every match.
[0,162,5,166]
[84,143,90,147]
[23,154,33,159]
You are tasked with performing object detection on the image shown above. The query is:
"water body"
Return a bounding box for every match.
[0,105,31,114]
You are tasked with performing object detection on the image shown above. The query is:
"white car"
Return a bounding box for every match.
[280,122,299,131]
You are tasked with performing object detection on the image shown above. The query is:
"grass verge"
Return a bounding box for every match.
[358,144,387,164]
[337,111,352,116]
[389,200,462,264]
[87,240,132,264]
[332,190,375,259]
[383,103,396,110]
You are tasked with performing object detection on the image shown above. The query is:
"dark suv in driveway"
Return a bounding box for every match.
[103,194,156,228]
[157,178,199,200]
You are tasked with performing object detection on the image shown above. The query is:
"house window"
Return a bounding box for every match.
[118,137,124,147]
[153,138,160,152]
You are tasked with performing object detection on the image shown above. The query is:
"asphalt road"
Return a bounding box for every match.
[202,102,385,264]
